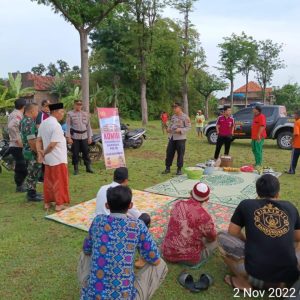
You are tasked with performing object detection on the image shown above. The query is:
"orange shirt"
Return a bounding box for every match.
[293,119,300,148]
[251,113,267,140]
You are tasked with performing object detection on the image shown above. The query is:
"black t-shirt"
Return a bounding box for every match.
[231,199,300,283]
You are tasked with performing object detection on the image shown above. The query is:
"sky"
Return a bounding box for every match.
[1,0,300,96]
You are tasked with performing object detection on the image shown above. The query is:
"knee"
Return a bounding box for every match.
[138,213,151,228]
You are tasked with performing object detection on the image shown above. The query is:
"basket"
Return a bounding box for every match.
[220,155,233,168]
[184,167,204,180]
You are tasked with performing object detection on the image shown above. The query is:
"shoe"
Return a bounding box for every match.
[27,192,43,202]
[74,165,79,175]
[86,164,94,174]
[176,168,183,176]
[162,168,170,174]
[16,185,27,193]
[285,171,295,175]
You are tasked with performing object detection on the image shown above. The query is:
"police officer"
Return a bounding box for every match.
[66,99,94,175]
[162,102,191,175]
[20,103,43,201]
[8,98,28,192]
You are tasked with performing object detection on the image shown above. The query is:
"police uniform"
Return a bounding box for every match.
[8,108,28,191]
[163,104,191,175]
[20,115,43,201]
[66,101,93,174]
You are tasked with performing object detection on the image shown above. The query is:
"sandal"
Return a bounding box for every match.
[194,273,214,290]
[177,272,201,293]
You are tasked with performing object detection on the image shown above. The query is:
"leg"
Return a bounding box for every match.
[25,160,42,200]
[134,260,168,300]
[214,136,224,159]
[256,139,264,166]
[165,138,176,169]
[196,127,200,137]
[290,149,300,173]
[9,147,28,188]
[44,165,55,206]
[251,140,258,166]
[176,139,186,172]
[72,139,80,174]
[80,139,93,173]
[53,164,70,208]
[224,136,232,156]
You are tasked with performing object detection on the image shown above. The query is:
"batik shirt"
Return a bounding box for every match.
[20,116,37,161]
[81,214,160,300]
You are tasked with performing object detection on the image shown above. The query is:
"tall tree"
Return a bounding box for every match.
[193,69,227,119]
[273,83,300,112]
[255,39,285,104]
[237,32,257,107]
[57,59,70,74]
[46,62,59,76]
[218,33,243,108]
[32,0,124,112]
[31,63,46,75]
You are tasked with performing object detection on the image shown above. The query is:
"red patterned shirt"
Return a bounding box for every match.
[161,199,217,264]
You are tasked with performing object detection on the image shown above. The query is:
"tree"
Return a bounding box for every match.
[193,69,227,119]
[32,0,124,112]
[50,73,71,100]
[31,63,46,75]
[273,83,300,112]
[46,62,59,76]
[57,59,70,74]
[237,32,257,107]
[218,33,243,108]
[255,39,285,104]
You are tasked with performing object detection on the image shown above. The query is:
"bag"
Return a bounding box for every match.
[77,251,92,288]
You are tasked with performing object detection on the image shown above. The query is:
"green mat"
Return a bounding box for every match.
[145,171,259,208]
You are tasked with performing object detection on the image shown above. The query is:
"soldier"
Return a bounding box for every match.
[66,99,94,175]
[20,103,43,201]
[162,102,191,175]
[7,98,28,192]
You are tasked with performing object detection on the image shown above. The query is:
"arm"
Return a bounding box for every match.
[65,113,71,139]
[231,118,235,135]
[177,116,191,134]
[201,215,217,242]
[8,119,23,147]
[44,142,58,155]
[87,114,93,143]
[216,117,220,135]
[294,230,300,243]
[228,222,246,241]
[28,138,37,153]
[36,137,44,163]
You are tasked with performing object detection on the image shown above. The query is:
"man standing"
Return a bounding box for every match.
[251,105,266,167]
[66,99,93,175]
[214,106,235,160]
[195,110,205,138]
[36,99,50,128]
[20,103,43,201]
[36,103,70,212]
[7,98,28,192]
[162,102,191,176]
[286,110,300,174]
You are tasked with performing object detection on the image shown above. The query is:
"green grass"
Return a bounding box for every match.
[0,120,299,300]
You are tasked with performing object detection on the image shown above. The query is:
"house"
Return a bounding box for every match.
[219,81,275,108]
[12,72,58,105]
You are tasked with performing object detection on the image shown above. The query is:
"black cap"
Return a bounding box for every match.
[15,98,26,109]
[49,103,64,111]
[172,102,182,108]
[113,167,128,183]
[254,105,262,113]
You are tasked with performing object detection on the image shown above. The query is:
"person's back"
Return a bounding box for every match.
[232,198,300,283]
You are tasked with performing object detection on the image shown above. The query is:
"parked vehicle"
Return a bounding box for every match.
[204,105,294,150]
[121,124,146,149]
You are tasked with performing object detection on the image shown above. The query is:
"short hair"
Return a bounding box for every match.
[24,103,38,114]
[113,167,128,184]
[107,185,132,213]
[254,105,262,113]
[41,99,49,107]
[256,174,280,198]
[223,106,231,111]
[14,98,26,110]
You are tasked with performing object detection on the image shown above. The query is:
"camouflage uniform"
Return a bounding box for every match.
[20,116,41,194]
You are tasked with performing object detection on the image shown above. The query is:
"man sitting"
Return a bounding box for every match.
[161,182,217,266]
[219,174,300,291]
[81,185,168,300]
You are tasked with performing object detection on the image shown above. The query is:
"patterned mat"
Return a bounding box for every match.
[45,190,177,234]
[145,171,259,208]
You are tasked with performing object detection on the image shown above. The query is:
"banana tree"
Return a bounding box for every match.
[61,86,81,110]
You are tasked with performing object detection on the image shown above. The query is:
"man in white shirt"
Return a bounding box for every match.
[96,167,151,227]
[36,103,71,211]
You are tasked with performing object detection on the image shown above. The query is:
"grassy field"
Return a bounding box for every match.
[0,120,299,300]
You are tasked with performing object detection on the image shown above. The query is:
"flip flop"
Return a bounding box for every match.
[224,275,242,292]
[194,273,214,290]
[177,272,201,293]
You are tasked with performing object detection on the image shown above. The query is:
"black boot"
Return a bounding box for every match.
[176,168,183,176]
[74,164,79,175]
[16,184,27,193]
[162,168,170,174]
[86,164,94,174]
[27,190,43,202]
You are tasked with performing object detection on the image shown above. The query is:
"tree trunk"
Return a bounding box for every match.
[262,82,267,105]
[245,72,249,107]
[205,95,209,119]
[230,79,234,108]
[79,29,90,112]
[141,77,148,125]
[182,72,189,115]
[182,5,189,116]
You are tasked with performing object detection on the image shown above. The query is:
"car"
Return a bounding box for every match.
[204,105,294,150]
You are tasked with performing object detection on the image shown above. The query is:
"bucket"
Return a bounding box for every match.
[220,155,233,168]
[184,167,204,180]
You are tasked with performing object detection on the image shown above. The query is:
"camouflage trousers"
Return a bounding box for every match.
[25,159,42,192]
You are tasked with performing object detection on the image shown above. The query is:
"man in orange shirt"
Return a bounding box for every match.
[286,111,300,174]
[251,106,267,166]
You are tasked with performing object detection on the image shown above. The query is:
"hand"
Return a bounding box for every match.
[175,128,181,134]
[88,138,92,145]
[37,152,44,164]
[67,138,73,145]
[257,135,261,141]
[166,128,171,133]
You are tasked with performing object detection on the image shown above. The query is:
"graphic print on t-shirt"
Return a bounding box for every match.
[254,203,290,238]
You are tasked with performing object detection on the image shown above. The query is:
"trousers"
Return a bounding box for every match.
[165,138,186,169]
[25,159,42,193]
[289,148,300,173]
[251,139,264,166]
[9,147,28,187]
[214,136,232,159]
[71,139,91,166]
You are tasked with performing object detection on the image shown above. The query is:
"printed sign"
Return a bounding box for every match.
[97,108,126,169]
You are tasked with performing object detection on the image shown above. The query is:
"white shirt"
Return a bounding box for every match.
[38,116,68,166]
[95,181,142,219]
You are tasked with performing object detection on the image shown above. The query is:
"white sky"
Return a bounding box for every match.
[1,0,300,96]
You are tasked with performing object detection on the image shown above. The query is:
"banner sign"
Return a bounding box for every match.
[97,108,126,169]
